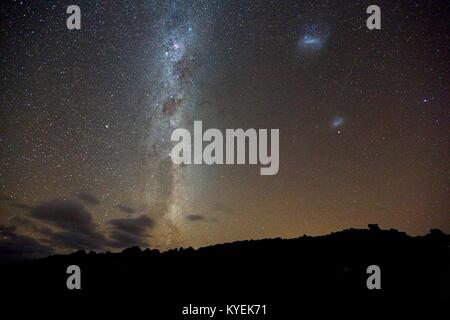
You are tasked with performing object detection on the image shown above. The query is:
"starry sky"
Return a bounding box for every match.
[0,0,449,260]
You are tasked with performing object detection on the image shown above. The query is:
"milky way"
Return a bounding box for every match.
[140,1,207,246]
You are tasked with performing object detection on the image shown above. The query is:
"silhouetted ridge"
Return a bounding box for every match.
[1,225,449,315]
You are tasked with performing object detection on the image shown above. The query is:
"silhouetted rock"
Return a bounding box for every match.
[424,228,450,243]
[121,246,142,256]
[70,249,86,257]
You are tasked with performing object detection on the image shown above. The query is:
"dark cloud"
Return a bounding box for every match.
[30,199,97,234]
[9,215,32,226]
[48,231,106,251]
[186,214,205,221]
[9,215,54,235]
[108,215,154,248]
[116,204,136,214]
[76,191,100,206]
[0,224,17,233]
[29,199,107,251]
[1,199,158,260]
[32,224,54,235]
[0,224,54,263]
[109,215,154,235]
[32,225,54,236]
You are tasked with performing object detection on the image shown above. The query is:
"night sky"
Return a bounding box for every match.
[1,0,449,260]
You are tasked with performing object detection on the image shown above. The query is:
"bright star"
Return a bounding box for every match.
[422,97,433,104]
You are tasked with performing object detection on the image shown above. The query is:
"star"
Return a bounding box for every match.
[422,97,433,104]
